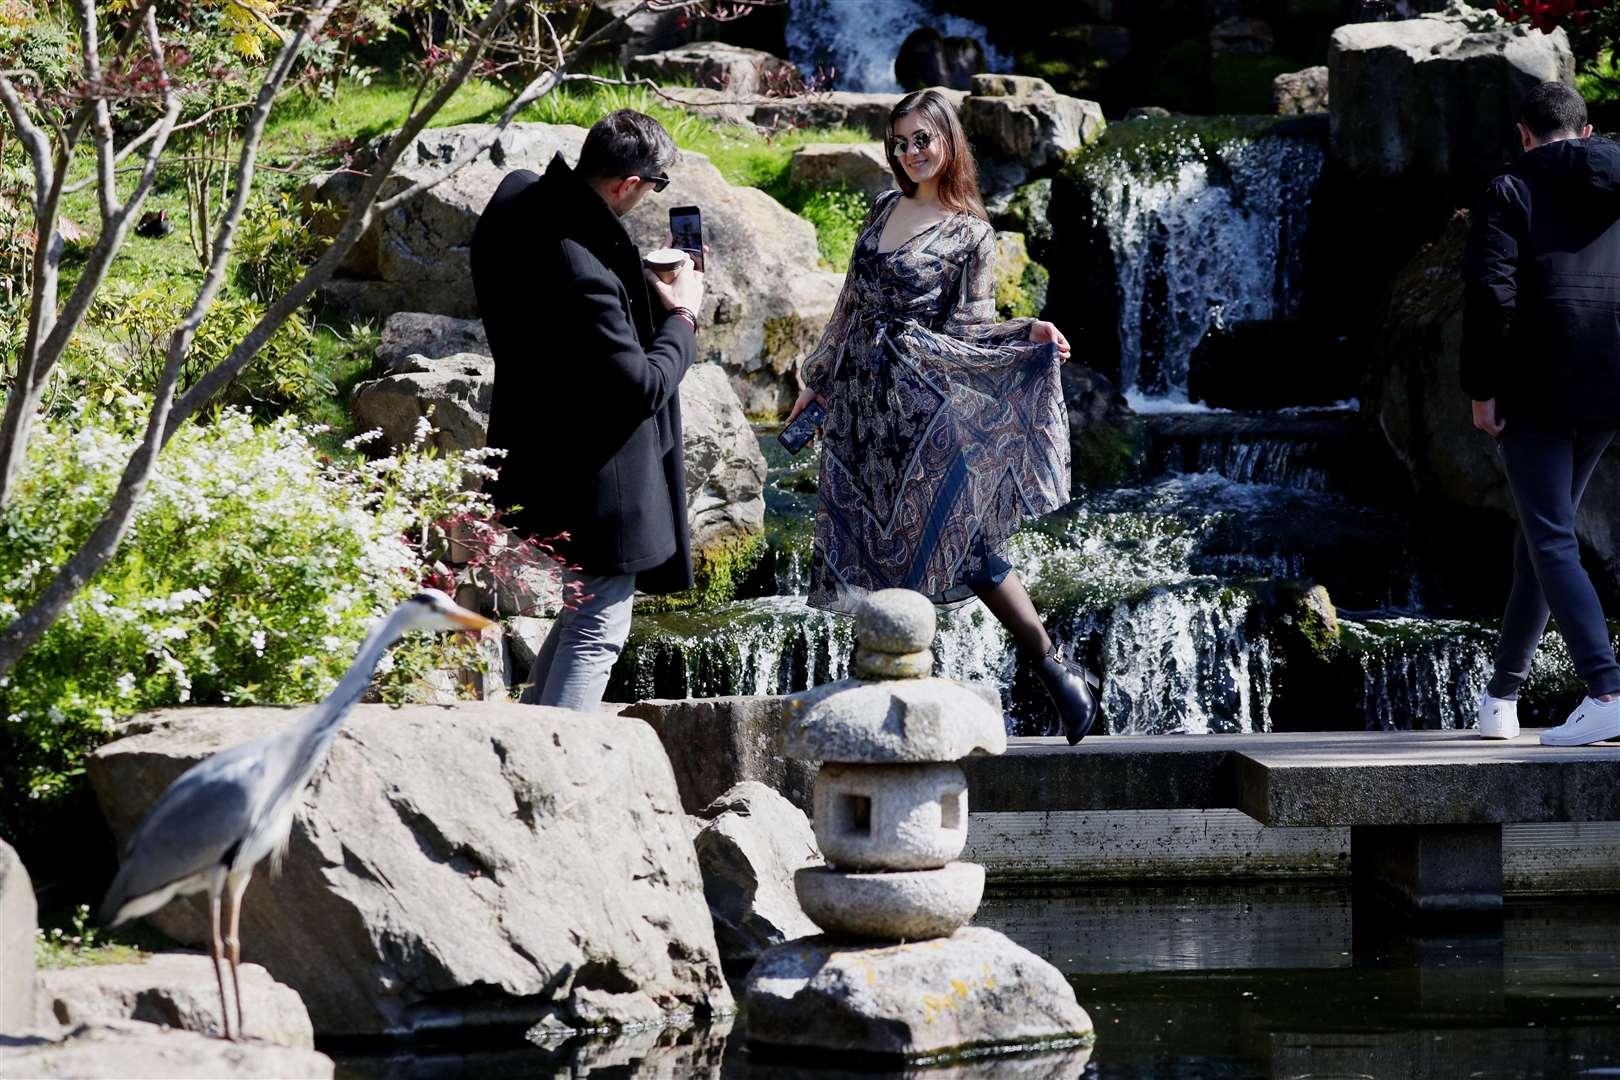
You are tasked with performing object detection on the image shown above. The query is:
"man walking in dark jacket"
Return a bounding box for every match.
[1464,81,1620,746]
[470,111,704,710]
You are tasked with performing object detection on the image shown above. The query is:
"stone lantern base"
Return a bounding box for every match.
[743,927,1094,1063]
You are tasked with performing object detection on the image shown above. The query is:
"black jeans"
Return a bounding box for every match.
[1487,423,1620,700]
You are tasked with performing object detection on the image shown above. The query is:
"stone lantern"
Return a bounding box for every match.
[743,589,1094,1064]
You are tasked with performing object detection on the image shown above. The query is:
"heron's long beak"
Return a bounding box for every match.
[450,610,496,631]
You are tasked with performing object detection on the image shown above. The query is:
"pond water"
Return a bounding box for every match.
[332,886,1620,1079]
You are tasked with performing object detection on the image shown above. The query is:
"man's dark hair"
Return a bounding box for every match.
[1521,82,1588,141]
[576,110,678,182]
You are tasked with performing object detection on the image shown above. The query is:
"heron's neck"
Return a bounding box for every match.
[293,609,409,748]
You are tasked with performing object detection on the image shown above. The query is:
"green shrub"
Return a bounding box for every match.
[85,285,326,415]
[0,406,496,849]
[233,191,329,305]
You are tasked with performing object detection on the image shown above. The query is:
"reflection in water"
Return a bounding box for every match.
[336,888,1620,1079]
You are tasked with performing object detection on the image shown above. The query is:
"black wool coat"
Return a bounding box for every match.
[1463,136,1620,429]
[470,153,696,593]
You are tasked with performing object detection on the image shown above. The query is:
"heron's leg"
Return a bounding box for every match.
[226,873,250,1038]
[209,888,233,1041]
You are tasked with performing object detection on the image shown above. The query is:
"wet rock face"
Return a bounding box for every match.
[895,26,987,91]
[1327,9,1574,182]
[89,704,733,1037]
[1362,215,1620,607]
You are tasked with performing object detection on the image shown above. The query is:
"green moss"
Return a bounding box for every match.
[643,531,769,612]
[1062,114,1287,188]
[1070,415,1147,490]
[1209,55,1299,115]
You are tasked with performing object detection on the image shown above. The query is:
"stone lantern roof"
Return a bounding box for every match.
[779,589,1006,763]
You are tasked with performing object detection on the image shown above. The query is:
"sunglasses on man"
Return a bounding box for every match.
[628,172,673,193]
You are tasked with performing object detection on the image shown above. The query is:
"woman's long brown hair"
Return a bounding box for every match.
[886,89,988,222]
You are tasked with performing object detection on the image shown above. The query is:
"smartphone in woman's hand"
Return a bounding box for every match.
[779,399,827,455]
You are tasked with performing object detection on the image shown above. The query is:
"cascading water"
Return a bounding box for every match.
[783,0,1011,92]
[1077,120,1326,400]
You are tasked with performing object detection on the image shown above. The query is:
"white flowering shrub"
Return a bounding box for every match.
[0,403,502,844]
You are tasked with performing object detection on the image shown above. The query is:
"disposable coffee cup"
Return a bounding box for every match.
[644,247,689,284]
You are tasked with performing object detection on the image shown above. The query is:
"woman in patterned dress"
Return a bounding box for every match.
[784,89,1101,743]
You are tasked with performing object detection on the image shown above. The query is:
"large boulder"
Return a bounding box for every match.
[895,27,986,92]
[750,88,969,141]
[302,122,836,417]
[744,927,1094,1063]
[1327,7,1574,182]
[960,79,1105,178]
[1,840,35,1033]
[786,143,896,201]
[374,312,488,372]
[627,42,796,97]
[1272,65,1329,115]
[0,1020,333,1079]
[87,704,733,1037]
[692,782,821,964]
[349,351,492,455]
[37,955,313,1049]
[1362,216,1620,599]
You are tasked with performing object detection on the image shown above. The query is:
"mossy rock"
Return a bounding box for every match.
[993,231,1051,321]
[1001,179,1053,262]
[639,531,769,612]
[1061,113,1290,188]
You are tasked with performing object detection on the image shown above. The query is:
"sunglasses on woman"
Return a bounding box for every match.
[889,130,935,157]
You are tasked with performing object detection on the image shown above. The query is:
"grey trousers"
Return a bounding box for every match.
[1487,423,1620,700]
[519,570,637,711]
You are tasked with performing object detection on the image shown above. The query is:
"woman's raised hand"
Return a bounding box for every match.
[1029,320,1071,363]
[786,386,828,427]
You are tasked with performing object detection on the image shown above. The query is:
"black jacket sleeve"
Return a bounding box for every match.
[560,238,696,418]
[1461,176,1527,403]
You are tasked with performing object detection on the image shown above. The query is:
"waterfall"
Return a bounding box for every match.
[1082,121,1326,399]
[1341,618,1494,730]
[1085,583,1272,735]
[783,0,1011,92]
[1157,436,1333,492]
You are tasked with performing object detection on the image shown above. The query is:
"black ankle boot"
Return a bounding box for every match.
[1031,646,1102,745]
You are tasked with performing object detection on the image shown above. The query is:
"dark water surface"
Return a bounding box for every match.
[334,886,1620,1079]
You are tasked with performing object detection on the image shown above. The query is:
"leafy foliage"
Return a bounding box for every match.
[0,406,499,848]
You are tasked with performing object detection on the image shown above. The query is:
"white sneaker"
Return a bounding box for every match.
[1477,694,1520,739]
[1540,696,1620,747]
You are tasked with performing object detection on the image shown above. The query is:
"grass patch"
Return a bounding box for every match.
[35,904,151,969]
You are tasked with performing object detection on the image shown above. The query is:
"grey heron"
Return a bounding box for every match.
[98,589,494,1040]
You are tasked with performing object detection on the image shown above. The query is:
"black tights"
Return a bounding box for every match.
[971,571,1052,657]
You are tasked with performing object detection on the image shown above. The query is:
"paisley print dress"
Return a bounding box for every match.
[801,188,1071,615]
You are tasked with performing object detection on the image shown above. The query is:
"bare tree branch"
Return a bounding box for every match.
[63,101,257,196]
[0,5,181,507]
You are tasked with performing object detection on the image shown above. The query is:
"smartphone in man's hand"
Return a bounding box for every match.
[778,400,827,455]
[670,205,704,272]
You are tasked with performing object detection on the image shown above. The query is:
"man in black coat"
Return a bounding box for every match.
[1463,81,1620,746]
[470,110,704,710]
